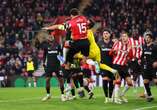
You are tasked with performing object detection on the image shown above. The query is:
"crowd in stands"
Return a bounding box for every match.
[0,0,156,86]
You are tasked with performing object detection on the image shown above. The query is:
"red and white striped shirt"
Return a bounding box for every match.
[111,41,130,66]
[128,36,145,60]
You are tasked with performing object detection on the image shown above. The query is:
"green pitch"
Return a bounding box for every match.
[0,87,157,110]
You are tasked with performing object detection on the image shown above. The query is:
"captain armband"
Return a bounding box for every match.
[58,25,65,30]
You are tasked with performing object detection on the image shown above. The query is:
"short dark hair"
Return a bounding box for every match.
[103,28,112,34]
[70,8,79,16]
[146,33,153,39]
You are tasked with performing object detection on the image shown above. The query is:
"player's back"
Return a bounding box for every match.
[69,15,88,40]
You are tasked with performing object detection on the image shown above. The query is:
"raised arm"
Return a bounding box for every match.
[42,24,65,30]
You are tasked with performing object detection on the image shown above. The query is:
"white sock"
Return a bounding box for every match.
[89,83,94,91]
[121,85,130,96]
[114,84,120,98]
[144,86,147,95]
[63,47,69,62]
[47,94,50,97]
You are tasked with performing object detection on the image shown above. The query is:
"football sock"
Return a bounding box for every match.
[121,85,130,96]
[84,86,90,93]
[144,83,151,96]
[103,80,108,97]
[109,80,114,98]
[78,75,84,87]
[71,88,75,96]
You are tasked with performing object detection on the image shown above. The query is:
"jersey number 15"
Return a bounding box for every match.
[77,23,87,34]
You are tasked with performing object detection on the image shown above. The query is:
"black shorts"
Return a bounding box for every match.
[66,39,90,63]
[45,67,62,78]
[113,64,130,79]
[83,69,92,78]
[70,68,82,77]
[62,68,73,79]
[129,60,142,75]
[142,68,157,80]
[27,70,34,77]
[100,69,115,80]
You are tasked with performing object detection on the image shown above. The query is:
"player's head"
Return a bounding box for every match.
[120,31,129,44]
[47,34,54,42]
[144,32,153,44]
[103,29,111,40]
[87,18,95,29]
[70,8,80,18]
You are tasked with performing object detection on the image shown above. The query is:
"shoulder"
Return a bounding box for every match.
[97,40,104,45]
[110,40,114,45]
[78,16,87,21]
[41,42,49,50]
[79,15,86,19]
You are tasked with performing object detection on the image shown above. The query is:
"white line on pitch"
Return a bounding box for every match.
[0,96,62,103]
[133,106,157,110]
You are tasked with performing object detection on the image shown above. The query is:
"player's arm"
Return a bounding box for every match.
[109,41,118,56]
[42,24,65,30]
[152,43,157,68]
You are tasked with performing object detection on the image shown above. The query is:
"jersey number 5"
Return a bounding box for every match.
[77,23,87,34]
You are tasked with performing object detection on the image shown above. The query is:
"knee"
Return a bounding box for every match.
[126,77,133,86]
[153,79,157,85]
[127,82,133,87]
[102,77,110,81]
[114,79,121,85]
[143,79,149,84]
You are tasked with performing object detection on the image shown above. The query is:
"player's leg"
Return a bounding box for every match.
[153,70,157,86]
[63,41,70,63]
[100,63,118,75]
[63,68,76,101]
[113,79,122,104]
[143,79,153,102]
[102,77,109,103]
[129,60,143,97]
[119,66,132,103]
[96,48,118,75]
[145,70,157,102]
[42,68,52,101]
[83,69,94,99]
[71,75,79,99]
[27,71,33,87]
[70,82,76,100]
[108,74,115,102]
[100,70,110,103]
[56,70,66,101]
[42,77,51,101]
[112,64,123,104]
[75,72,85,98]
[143,69,154,102]
[63,69,72,92]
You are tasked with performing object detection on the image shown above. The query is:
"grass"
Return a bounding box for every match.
[0,87,157,110]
